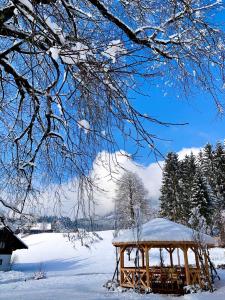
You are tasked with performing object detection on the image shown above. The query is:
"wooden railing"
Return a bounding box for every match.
[121,267,147,288]
[120,266,200,292]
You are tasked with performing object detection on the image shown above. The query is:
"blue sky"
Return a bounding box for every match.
[119,80,225,165]
[111,3,225,166]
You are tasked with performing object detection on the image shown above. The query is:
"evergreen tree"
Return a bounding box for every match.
[200,143,215,189]
[160,142,224,236]
[179,153,197,224]
[212,142,225,244]
[114,171,150,229]
[196,143,218,232]
[213,142,225,208]
[189,171,212,232]
[159,152,181,222]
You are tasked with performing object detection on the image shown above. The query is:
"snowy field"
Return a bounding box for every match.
[0,231,225,300]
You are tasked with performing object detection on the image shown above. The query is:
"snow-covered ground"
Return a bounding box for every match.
[0,231,225,300]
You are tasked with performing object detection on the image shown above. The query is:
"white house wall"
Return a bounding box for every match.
[0,254,11,271]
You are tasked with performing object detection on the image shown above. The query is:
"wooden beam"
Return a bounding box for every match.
[113,241,215,248]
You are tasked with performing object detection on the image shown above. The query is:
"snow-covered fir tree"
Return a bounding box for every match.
[188,171,212,232]
[159,143,225,236]
[212,142,225,244]
[114,171,150,229]
[199,143,215,190]
[179,153,197,224]
[213,142,225,207]
[159,152,181,222]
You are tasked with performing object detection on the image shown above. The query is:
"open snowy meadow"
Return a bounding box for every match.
[0,231,225,300]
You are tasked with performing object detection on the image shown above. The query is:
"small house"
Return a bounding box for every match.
[113,218,217,294]
[28,222,53,234]
[0,222,28,271]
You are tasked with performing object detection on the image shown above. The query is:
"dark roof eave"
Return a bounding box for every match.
[0,226,28,250]
[112,240,216,248]
[15,244,28,250]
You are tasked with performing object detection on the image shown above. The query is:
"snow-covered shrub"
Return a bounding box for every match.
[33,263,46,280]
[204,282,216,292]
[144,287,152,294]
[33,271,46,280]
[184,283,215,294]
[63,229,102,248]
[92,231,103,241]
[184,284,201,294]
[103,280,126,292]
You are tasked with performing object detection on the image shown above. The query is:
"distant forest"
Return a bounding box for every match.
[38,214,116,232]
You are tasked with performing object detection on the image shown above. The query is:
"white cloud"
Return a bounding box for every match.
[90,151,163,215]
[37,147,202,217]
[177,147,202,160]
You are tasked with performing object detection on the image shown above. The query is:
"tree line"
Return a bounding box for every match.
[159,142,225,245]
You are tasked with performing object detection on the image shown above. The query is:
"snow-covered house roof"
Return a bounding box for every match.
[0,221,28,251]
[113,218,216,247]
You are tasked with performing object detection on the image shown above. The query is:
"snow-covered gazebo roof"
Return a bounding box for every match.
[112,218,216,247]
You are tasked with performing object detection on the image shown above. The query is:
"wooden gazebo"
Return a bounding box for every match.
[112,218,216,294]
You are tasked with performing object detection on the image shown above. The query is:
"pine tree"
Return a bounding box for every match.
[159,143,224,234]
[212,142,225,244]
[189,171,212,232]
[196,143,218,232]
[200,143,215,189]
[179,153,197,224]
[159,152,181,222]
[114,171,150,229]
[213,142,225,208]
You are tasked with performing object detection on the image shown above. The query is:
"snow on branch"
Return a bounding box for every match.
[0,0,224,215]
[77,120,91,134]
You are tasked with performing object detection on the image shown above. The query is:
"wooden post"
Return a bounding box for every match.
[141,249,145,268]
[145,246,150,288]
[177,248,181,266]
[120,247,125,286]
[183,246,190,285]
[116,246,119,282]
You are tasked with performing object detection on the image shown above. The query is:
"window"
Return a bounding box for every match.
[0,242,5,248]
